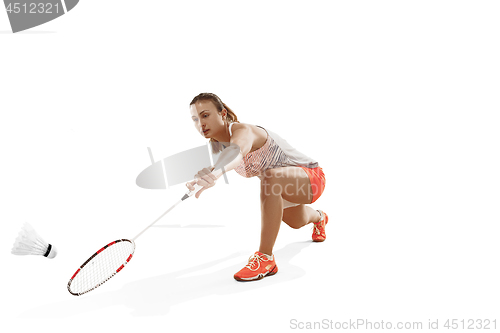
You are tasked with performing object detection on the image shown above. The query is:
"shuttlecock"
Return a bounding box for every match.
[11,222,57,259]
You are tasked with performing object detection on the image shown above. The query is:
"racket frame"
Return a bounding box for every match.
[67,239,135,296]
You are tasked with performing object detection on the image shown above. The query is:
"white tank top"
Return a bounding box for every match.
[228,123,318,178]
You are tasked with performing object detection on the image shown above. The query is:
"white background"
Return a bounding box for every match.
[1,1,499,332]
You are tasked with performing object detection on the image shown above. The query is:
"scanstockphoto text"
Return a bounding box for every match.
[289,318,498,330]
[259,170,320,198]
[197,166,321,198]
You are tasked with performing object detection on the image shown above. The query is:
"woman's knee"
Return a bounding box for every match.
[282,207,307,229]
[283,220,302,229]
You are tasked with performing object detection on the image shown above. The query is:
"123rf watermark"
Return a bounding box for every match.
[290,318,498,330]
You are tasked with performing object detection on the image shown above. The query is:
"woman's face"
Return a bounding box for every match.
[190,100,226,138]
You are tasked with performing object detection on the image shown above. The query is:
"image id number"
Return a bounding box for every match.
[444,319,497,330]
[6,3,61,14]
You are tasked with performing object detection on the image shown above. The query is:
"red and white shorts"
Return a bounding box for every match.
[282,166,326,208]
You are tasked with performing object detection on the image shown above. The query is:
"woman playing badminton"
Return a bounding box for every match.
[186,93,327,281]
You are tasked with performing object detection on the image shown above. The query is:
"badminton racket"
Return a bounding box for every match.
[67,170,218,296]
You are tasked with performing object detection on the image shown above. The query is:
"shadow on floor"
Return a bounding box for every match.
[21,241,312,317]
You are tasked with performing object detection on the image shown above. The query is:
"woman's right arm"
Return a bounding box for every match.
[187,123,255,197]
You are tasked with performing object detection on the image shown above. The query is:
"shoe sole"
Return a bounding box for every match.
[234,265,278,282]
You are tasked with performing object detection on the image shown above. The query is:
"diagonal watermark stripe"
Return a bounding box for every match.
[136,144,235,190]
[3,0,79,33]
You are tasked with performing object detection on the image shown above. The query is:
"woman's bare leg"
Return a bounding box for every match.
[282,204,322,229]
[259,167,312,255]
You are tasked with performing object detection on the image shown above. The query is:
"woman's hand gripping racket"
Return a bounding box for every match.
[67,168,221,296]
[185,166,218,199]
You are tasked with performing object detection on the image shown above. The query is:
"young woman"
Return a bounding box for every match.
[186,93,327,281]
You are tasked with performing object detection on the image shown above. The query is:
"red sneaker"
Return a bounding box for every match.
[234,251,278,281]
[312,210,328,242]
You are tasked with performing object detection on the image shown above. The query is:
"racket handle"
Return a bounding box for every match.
[181,168,224,201]
[182,183,203,200]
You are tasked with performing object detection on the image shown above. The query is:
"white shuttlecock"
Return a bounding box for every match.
[11,222,57,259]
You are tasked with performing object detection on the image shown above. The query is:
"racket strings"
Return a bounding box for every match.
[69,240,135,295]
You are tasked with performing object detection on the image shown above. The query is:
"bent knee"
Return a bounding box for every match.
[282,208,304,229]
[284,221,302,229]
